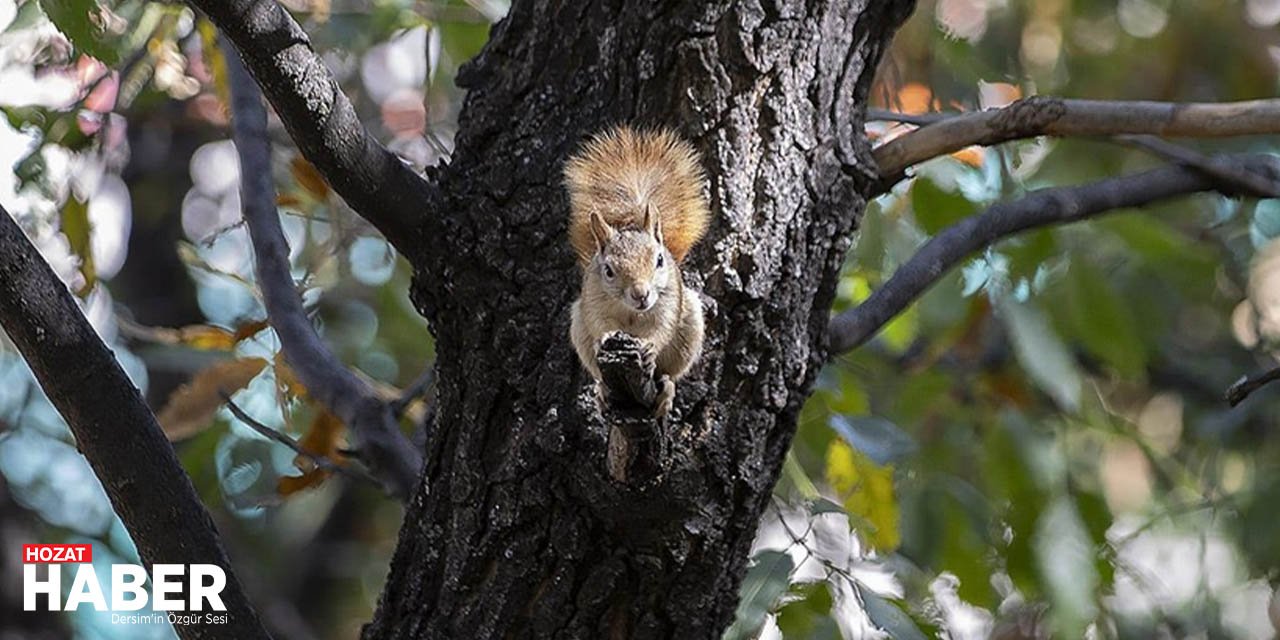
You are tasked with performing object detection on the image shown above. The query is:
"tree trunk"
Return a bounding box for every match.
[366,1,914,637]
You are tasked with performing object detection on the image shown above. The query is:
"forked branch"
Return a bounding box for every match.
[191,0,440,253]
[828,153,1280,354]
[226,43,423,499]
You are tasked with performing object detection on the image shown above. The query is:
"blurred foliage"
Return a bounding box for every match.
[739,1,1280,639]
[0,0,494,637]
[2,0,1280,638]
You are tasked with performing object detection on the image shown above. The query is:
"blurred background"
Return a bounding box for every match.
[0,0,1278,638]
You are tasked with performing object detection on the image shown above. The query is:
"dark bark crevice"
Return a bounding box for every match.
[365,1,916,638]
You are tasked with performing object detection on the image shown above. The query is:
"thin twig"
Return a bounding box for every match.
[1225,366,1280,406]
[219,391,381,487]
[769,497,859,584]
[1113,135,1280,199]
[828,154,1280,355]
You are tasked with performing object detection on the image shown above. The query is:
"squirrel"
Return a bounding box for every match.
[565,126,710,417]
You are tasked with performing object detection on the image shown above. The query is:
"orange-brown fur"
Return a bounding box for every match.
[565,127,708,265]
[565,127,710,416]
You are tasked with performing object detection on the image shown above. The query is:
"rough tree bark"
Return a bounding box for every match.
[363,1,915,638]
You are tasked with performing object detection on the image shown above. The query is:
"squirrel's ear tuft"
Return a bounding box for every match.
[589,212,615,253]
[644,203,662,243]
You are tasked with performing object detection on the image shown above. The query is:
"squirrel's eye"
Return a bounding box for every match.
[603,265,615,279]
[656,254,664,268]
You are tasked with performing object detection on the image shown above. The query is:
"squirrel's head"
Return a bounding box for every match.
[586,205,674,313]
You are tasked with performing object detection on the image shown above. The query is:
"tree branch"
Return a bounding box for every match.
[1113,135,1280,198]
[0,206,272,640]
[866,108,949,126]
[190,0,439,252]
[226,44,423,500]
[828,154,1280,354]
[1225,366,1280,407]
[873,97,1280,184]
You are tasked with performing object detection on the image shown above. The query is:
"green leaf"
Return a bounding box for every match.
[852,201,886,273]
[1073,490,1115,591]
[810,497,846,516]
[983,412,1055,597]
[911,177,977,235]
[780,450,820,500]
[941,481,998,607]
[1094,214,1215,290]
[916,269,967,334]
[775,582,838,640]
[829,415,917,465]
[1034,496,1100,638]
[2,105,52,131]
[14,150,48,192]
[1001,228,1057,283]
[38,0,120,65]
[723,550,795,640]
[1058,260,1146,378]
[438,21,490,68]
[60,195,95,295]
[899,478,997,608]
[999,298,1083,412]
[862,589,930,640]
[1234,475,1280,575]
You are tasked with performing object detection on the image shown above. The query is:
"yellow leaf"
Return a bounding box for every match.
[295,411,345,461]
[826,441,900,552]
[157,357,268,440]
[177,325,237,350]
[276,193,304,208]
[290,155,331,201]
[950,146,985,167]
[273,354,307,399]
[277,470,327,496]
[277,411,346,496]
[896,82,936,115]
[197,19,229,109]
[232,319,270,342]
[124,320,267,350]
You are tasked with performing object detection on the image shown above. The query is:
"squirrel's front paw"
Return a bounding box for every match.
[654,375,675,418]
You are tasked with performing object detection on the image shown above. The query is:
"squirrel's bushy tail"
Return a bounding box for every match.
[564,126,709,265]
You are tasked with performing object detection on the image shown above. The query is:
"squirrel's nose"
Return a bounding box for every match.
[628,285,653,310]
